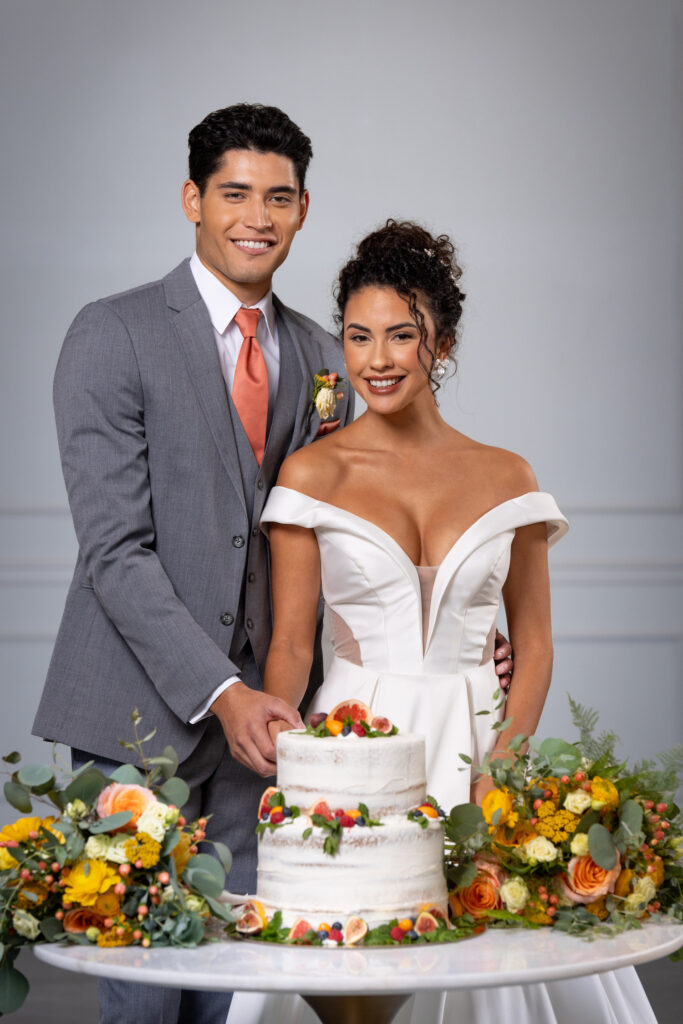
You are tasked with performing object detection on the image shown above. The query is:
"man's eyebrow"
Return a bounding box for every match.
[216,181,298,195]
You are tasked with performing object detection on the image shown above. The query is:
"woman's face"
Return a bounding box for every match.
[343,286,443,414]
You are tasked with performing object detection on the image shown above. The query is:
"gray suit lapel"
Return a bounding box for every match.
[164,261,247,517]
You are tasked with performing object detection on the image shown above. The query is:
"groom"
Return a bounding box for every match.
[32,103,352,1024]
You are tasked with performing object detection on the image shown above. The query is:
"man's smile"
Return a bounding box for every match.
[231,239,275,251]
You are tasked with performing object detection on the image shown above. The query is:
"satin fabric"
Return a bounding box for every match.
[227,488,655,1024]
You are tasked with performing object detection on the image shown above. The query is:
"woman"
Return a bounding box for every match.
[228,221,655,1024]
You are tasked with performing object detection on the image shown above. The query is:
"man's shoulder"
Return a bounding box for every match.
[274,297,341,349]
[85,259,194,321]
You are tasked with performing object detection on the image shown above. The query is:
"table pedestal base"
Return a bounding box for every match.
[302,993,410,1024]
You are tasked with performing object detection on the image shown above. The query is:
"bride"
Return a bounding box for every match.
[227,221,655,1024]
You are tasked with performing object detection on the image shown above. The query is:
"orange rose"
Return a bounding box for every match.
[558,853,621,905]
[96,783,156,829]
[452,857,505,919]
[63,908,105,933]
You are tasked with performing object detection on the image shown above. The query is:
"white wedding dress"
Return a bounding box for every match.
[227,486,656,1024]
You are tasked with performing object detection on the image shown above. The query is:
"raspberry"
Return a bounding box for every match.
[352,723,366,737]
[328,929,343,943]
[339,815,356,828]
[270,811,285,824]
[390,926,405,942]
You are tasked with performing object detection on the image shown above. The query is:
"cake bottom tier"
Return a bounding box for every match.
[257,815,448,929]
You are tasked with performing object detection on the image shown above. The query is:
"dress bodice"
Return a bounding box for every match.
[261,487,568,676]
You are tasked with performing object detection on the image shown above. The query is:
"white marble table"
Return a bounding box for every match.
[35,922,682,1024]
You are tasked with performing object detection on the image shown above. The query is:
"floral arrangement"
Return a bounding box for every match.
[312,369,345,421]
[0,712,233,1016]
[445,698,683,948]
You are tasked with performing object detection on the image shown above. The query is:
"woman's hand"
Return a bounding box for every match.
[470,773,496,805]
[267,718,296,746]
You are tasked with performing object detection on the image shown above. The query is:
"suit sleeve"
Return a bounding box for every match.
[54,300,241,723]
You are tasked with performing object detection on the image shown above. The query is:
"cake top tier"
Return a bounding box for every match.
[275,730,427,816]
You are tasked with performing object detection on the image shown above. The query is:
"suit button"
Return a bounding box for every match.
[246,618,254,630]
[220,613,234,626]
[257,479,264,490]
[251,527,259,537]
[248,572,255,582]
[232,535,245,548]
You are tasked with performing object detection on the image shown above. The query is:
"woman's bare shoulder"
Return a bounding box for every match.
[452,434,539,497]
[276,438,347,498]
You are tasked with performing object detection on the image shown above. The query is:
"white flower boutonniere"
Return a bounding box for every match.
[312,369,345,421]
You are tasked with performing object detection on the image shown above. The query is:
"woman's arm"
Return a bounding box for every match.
[471,520,554,801]
[263,521,322,711]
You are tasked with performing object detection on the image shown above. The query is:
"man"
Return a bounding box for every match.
[33,103,514,1022]
[32,104,352,1024]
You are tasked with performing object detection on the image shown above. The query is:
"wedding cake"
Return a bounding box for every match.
[252,711,448,934]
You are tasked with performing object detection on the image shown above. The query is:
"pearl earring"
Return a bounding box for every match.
[432,358,448,381]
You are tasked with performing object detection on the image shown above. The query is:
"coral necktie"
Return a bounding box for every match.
[232,307,268,465]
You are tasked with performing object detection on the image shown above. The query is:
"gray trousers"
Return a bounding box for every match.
[72,655,271,1024]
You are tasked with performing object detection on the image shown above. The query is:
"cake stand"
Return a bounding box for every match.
[35,921,682,1024]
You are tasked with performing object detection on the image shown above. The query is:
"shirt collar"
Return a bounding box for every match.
[189,252,275,339]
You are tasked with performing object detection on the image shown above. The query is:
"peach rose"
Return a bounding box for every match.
[452,856,506,919]
[63,908,105,933]
[558,852,621,905]
[96,783,156,828]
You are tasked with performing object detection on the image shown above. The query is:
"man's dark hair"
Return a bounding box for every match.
[188,103,313,195]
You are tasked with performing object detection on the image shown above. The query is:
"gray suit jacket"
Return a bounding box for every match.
[32,259,352,763]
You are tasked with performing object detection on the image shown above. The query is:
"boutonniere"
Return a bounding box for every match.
[312,369,345,421]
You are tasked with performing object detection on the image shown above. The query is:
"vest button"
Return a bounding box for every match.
[251,527,259,537]
[257,479,264,490]
[246,618,254,630]
[232,535,245,548]
[248,572,256,582]
[220,613,234,626]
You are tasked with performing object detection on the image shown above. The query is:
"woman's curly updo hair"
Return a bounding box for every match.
[334,220,465,390]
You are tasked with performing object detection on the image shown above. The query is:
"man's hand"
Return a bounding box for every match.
[493,629,514,690]
[315,419,341,438]
[210,683,303,777]
[268,718,295,746]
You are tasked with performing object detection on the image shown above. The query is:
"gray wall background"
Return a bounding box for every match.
[1,0,681,817]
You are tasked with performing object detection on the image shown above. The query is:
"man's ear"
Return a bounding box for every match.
[297,189,310,231]
[181,179,201,224]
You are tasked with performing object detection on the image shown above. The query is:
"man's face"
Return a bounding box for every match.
[182,149,309,303]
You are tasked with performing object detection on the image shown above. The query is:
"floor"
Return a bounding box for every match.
[10,952,680,1022]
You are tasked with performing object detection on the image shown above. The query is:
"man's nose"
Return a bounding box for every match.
[244,197,272,230]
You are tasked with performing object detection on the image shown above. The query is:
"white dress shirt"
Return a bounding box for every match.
[188,252,280,723]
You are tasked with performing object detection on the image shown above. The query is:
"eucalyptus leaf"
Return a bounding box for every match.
[41,917,67,942]
[89,811,133,834]
[211,841,232,875]
[2,751,20,764]
[63,769,107,805]
[109,763,144,786]
[161,745,179,779]
[183,853,224,898]
[537,738,582,771]
[159,777,190,810]
[575,809,600,834]
[161,829,180,856]
[17,764,54,792]
[4,780,32,813]
[0,959,29,1014]
[588,822,618,871]
[619,799,643,837]
[448,861,478,889]
[204,895,234,922]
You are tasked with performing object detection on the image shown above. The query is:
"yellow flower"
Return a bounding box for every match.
[0,816,61,866]
[535,802,579,843]
[585,896,609,920]
[97,927,135,948]
[481,787,518,832]
[123,832,162,869]
[63,860,118,907]
[590,777,619,812]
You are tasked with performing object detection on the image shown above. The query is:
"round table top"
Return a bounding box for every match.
[34,922,682,996]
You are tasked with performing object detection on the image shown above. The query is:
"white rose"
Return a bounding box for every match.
[315,387,336,420]
[499,876,530,913]
[570,832,589,857]
[65,798,88,821]
[523,836,558,863]
[633,875,656,903]
[84,834,111,860]
[12,909,41,940]
[564,790,592,814]
[136,801,170,842]
[106,835,131,864]
[160,884,176,905]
